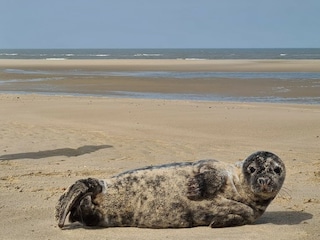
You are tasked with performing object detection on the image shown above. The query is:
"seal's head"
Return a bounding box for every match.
[242,151,286,200]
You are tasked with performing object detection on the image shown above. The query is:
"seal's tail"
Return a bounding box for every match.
[55,178,103,228]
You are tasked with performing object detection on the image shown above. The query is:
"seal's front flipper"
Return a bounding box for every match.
[187,160,225,200]
[55,178,104,228]
[209,201,255,227]
[186,173,206,200]
[209,214,247,228]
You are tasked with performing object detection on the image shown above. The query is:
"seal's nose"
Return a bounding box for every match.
[257,177,271,186]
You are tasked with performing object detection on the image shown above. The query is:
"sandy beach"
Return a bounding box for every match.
[0,60,320,239]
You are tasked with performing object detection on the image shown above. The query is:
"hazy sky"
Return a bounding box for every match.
[1,0,319,49]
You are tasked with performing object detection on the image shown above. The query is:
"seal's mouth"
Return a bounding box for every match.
[254,177,275,194]
[259,185,274,193]
[252,186,274,194]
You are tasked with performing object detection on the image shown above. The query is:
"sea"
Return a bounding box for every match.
[1,48,320,60]
[1,48,320,104]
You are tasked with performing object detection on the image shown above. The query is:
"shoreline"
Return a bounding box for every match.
[1,91,319,105]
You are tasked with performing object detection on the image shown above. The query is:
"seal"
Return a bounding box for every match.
[55,151,285,228]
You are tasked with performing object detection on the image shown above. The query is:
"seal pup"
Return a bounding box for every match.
[55,151,285,228]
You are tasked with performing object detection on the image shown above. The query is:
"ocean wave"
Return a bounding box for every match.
[95,54,110,57]
[81,54,110,57]
[134,53,163,57]
[184,58,207,61]
[0,53,18,56]
[45,58,67,60]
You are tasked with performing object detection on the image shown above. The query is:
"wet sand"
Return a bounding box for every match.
[0,60,320,239]
[1,59,320,102]
[1,59,320,72]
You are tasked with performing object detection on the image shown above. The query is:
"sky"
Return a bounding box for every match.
[1,0,319,49]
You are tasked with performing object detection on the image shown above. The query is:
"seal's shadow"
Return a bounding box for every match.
[61,222,104,230]
[61,211,313,230]
[0,145,112,160]
[256,211,313,225]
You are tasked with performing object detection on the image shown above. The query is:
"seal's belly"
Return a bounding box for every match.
[98,166,200,227]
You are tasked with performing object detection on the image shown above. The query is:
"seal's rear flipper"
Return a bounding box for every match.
[55,178,103,228]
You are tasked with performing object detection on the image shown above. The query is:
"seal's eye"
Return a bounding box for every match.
[274,167,282,175]
[248,166,256,174]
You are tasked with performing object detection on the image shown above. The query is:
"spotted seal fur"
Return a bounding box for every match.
[55,151,285,228]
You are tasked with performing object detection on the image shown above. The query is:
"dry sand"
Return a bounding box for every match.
[0,60,320,239]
